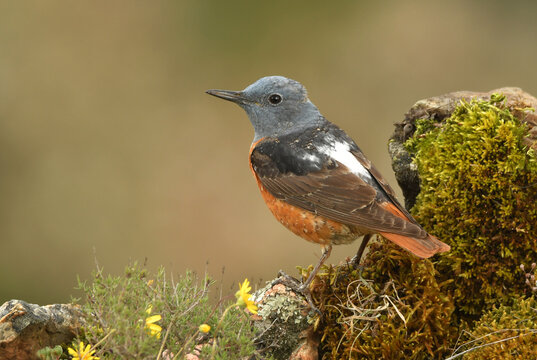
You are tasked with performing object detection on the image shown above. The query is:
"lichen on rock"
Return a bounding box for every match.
[252,278,317,360]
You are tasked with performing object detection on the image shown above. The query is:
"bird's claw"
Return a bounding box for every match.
[272,271,322,316]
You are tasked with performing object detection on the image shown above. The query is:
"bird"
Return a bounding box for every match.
[206,76,450,292]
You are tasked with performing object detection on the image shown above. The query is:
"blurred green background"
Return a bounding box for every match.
[1,1,536,304]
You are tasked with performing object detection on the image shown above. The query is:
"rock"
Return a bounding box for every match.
[251,275,319,360]
[287,325,319,360]
[389,87,537,209]
[0,300,83,360]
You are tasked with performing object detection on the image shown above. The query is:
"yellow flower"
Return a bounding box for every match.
[199,323,211,333]
[235,278,258,314]
[145,305,162,339]
[67,341,99,360]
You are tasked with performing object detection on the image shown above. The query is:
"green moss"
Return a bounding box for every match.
[404,117,440,153]
[455,296,537,360]
[406,94,537,320]
[311,239,456,360]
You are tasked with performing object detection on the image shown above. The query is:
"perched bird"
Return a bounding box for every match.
[207,76,450,291]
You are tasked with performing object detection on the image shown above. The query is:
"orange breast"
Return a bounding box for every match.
[250,169,363,246]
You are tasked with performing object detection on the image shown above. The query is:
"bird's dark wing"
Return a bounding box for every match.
[350,149,419,225]
[250,138,427,238]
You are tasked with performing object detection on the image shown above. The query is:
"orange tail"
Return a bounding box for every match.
[379,232,450,258]
[378,202,450,258]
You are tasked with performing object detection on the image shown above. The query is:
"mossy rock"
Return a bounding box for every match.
[404,94,537,321]
[309,239,456,360]
[301,89,537,358]
[389,87,537,209]
[456,296,537,360]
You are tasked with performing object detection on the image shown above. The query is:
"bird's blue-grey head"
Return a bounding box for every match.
[207,76,323,142]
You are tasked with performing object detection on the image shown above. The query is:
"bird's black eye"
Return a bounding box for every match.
[268,93,282,105]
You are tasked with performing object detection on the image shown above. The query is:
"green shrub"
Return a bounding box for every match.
[73,262,260,359]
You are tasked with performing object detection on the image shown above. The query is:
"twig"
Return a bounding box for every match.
[93,329,116,349]
[445,329,537,360]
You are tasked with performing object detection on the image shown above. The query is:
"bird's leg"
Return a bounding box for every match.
[351,234,372,268]
[298,244,332,293]
[270,271,321,316]
[270,245,332,316]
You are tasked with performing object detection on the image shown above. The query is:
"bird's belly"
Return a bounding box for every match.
[257,185,364,245]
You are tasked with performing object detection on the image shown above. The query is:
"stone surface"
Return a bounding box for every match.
[251,275,319,360]
[389,87,537,209]
[0,300,83,360]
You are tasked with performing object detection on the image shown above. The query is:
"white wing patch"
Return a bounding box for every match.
[301,153,319,162]
[319,139,372,180]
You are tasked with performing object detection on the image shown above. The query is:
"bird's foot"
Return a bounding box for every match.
[349,254,363,269]
[349,257,367,280]
[273,270,301,288]
[272,270,322,316]
[299,287,321,317]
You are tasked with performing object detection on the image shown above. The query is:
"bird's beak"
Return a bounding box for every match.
[206,89,248,104]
